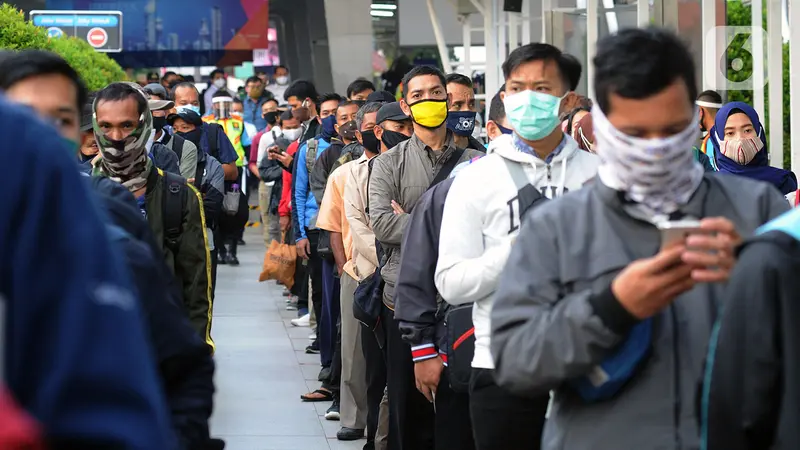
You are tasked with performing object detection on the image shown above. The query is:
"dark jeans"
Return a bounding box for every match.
[382,304,435,450]
[469,368,549,450]
[362,312,387,444]
[322,316,342,397]
[297,229,322,320]
[320,258,340,367]
[435,368,475,450]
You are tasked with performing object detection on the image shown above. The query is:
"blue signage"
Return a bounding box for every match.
[29,11,123,53]
[33,15,119,27]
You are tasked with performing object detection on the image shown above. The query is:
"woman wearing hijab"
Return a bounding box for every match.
[561,107,595,152]
[711,101,797,195]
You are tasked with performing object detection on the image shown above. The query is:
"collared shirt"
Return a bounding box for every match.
[243,96,268,131]
[316,161,357,279]
[408,131,460,179]
[512,133,568,164]
[343,153,379,280]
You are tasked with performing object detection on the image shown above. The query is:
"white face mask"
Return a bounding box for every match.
[282,128,303,141]
[275,75,289,85]
[592,105,703,215]
[213,78,226,89]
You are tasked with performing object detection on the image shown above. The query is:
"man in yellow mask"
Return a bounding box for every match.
[366,65,484,450]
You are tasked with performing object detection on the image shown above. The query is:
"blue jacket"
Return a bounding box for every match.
[293,137,331,241]
[243,96,268,131]
[200,122,238,165]
[0,98,172,448]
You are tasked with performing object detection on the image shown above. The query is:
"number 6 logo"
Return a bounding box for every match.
[704,26,767,91]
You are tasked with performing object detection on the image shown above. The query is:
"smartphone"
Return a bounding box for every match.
[657,220,704,250]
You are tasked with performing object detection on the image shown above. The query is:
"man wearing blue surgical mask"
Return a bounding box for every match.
[435,43,598,450]
[489,28,789,450]
[445,73,485,152]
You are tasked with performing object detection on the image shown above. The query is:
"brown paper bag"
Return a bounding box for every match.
[259,238,296,289]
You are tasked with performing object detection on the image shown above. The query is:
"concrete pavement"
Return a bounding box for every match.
[210,229,364,450]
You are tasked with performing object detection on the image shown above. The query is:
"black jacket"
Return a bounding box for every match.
[395,177,456,354]
[310,139,344,205]
[467,135,486,153]
[89,177,215,450]
[701,228,800,450]
[258,155,284,215]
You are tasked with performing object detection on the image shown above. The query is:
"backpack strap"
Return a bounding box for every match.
[167,134,183,160]
[305,139,319,175]
[206,123,220,161]
[430,148,465,189]
[161,169,187,253]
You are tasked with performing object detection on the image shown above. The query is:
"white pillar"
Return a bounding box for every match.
[522,0,531,44]
[462,15,472,76]
[324,0,372,94]
[638,0,649,26]
[484,0,500,106]
[790,0,800,174]
[587,0,598,99]
[509,10,519,52]
[768,0,784,167]
[701,0,715,89]
[542,0,553,41]
[426,0,453,73]
[752,0,766,121]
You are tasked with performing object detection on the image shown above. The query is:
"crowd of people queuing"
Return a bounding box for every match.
[2,24,800,450]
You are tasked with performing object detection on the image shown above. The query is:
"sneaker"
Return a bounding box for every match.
[308,332,316,340]
[291,313,311,327]
[286,304,298,311]
[325,399,340,421]
[305,341,320,354]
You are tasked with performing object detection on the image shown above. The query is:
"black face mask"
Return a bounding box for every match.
[264,111,279,126]
[360,130,381,154]
[353,100,366,108]
[152,115,167,131]
[381,129,411,149]
[177,129,203,147]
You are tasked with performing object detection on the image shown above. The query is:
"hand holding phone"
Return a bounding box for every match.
[657,220,705,251]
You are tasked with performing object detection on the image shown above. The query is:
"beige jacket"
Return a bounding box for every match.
[343,153,379,281]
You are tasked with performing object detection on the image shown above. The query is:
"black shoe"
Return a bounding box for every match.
[237,238,246,245]
[337,427,364,441]
[226,254,240,266]
[362,441,375,450]
[217,248,228,264]
[317,365,331,381]
[305,341,320,354]
[325,398,340,421]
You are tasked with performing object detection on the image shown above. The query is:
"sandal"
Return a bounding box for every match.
[301,389,333,402]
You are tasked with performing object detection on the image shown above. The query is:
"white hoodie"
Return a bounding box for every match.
[434,133,599,369]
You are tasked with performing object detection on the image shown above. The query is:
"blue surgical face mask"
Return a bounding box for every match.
[446,111,477,137]
[177,104,201,116]
[503,90,565,141]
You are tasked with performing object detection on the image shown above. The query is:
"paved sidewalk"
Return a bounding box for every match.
[210,230,364,450]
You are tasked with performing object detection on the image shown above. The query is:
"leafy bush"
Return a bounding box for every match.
[0,4,126,90]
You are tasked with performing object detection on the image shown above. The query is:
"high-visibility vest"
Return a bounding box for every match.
[204,115,246,166]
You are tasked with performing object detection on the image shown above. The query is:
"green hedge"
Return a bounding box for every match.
[0,4,126,90]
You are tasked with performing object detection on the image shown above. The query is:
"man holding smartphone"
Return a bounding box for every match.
[489,28,790,450]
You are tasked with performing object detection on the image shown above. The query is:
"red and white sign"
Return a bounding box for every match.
[86,27,108,48]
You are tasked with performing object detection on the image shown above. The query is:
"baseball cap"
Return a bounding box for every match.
[143,83,168,99]
[80,94,95,132]
[367,90,396,104]
[167,108,203,127]
[127,81,173,111]
[376,102,409,125]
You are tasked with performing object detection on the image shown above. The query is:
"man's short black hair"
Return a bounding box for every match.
[488,84,506,122]
[246,76,262,85]
[276,64,289,72]
[265,98,279,107]
[594,27,697,114]
[96,82,148,117]
[213,89,234,99]
[162,70,177,81]
[346,79,376,98]
[171,81,199,100]
[697,89,722,104]
[319,92,344,107]
[502,43,577,92]
[280,109,295,121]
[233,97,243,105]
[210,69,225,79]
[0,50,88,111]
[284,79,319,103]
[445,73,473,89]
[402,65,447,99]
[337,99,359,112]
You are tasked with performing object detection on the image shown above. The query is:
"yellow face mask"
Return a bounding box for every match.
[408,99,448,129]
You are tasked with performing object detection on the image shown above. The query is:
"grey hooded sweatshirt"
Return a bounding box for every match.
[490,173,789,449]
